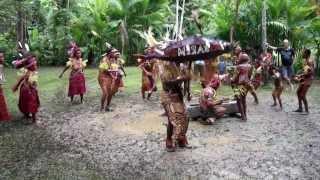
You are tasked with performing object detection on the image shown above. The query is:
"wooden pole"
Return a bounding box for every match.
[262,0,267,53]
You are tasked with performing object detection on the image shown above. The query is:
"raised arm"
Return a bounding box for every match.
[266,43,277,50]
[59,66,70,78]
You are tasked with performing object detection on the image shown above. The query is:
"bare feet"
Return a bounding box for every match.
[166,147,176,152]
[293,108,303,113]
[206,117,215,125]
[105,107,113,112]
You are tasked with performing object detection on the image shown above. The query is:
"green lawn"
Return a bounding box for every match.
[2,67,145,115]
[2,66,317,117]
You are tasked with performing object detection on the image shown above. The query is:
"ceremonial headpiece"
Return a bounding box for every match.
[12,53,37,71]
[67,41,81,58]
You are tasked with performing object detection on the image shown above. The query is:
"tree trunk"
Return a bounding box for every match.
[261,0,267,53]
[316,43,320,76]
[230,0,241,43]
[16,1,27,45]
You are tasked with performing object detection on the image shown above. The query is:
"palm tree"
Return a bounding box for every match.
[106,0,171,63]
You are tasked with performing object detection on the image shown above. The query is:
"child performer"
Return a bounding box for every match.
[138,58,157,100]
[231,53,252,121]
[293,49,314,113]
[270,67,284,110]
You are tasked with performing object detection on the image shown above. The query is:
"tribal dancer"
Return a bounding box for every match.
[0,50,11,121]
[200,73,226,124]
[234,46,259,104]
[59,42,87,103]
[201,58,219,87]
[138,58,157,99]
[98,47,126,111]
[246,60,262,104]
[160,61,191,152]
[138,57,157,100]
[231,53,252,121]
[293,49,314,113]
[12,53,40,123]
[251,60,263,90]
[270,67,284,110]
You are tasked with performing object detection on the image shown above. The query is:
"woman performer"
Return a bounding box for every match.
[59,43,87,103]
[138,58,157,100]
[98,47,125,111]
[0,50,11,121]
[293,49,314,113]
[160,61,191,152]
[231,53,253,121]
[12,53,40,123]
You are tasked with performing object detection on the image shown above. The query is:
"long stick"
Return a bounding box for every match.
[174,0,179,40]
[262,0,267,53]
[178,0,185,40]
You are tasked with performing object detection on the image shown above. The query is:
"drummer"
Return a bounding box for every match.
[199,73,226,124]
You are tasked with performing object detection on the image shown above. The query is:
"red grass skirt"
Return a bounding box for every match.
[18,83,40,114]
[68,71,86,96]
[0,87,11,121]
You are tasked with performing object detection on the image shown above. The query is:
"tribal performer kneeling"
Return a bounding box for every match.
[12,53,40,123]
[199,74,226,124]
[160,61,191,152]
[231,53,253,121]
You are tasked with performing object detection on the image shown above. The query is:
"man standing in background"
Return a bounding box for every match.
[267,39,295,90]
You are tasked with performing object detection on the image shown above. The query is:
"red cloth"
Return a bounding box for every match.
[68,70,86,96]
[18,83,40,114]
[0,87,11,121]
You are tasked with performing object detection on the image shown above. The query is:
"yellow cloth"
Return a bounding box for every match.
[66,58,87,68]
[17,68,38,83]
[66,60,72,67]
[28,72,39,83]
[17,68,28,76]
[119,58,125,65]
[111,63,119,70]
[82,60,88,68]
[99,62,109,70]
[303,65,311,74]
